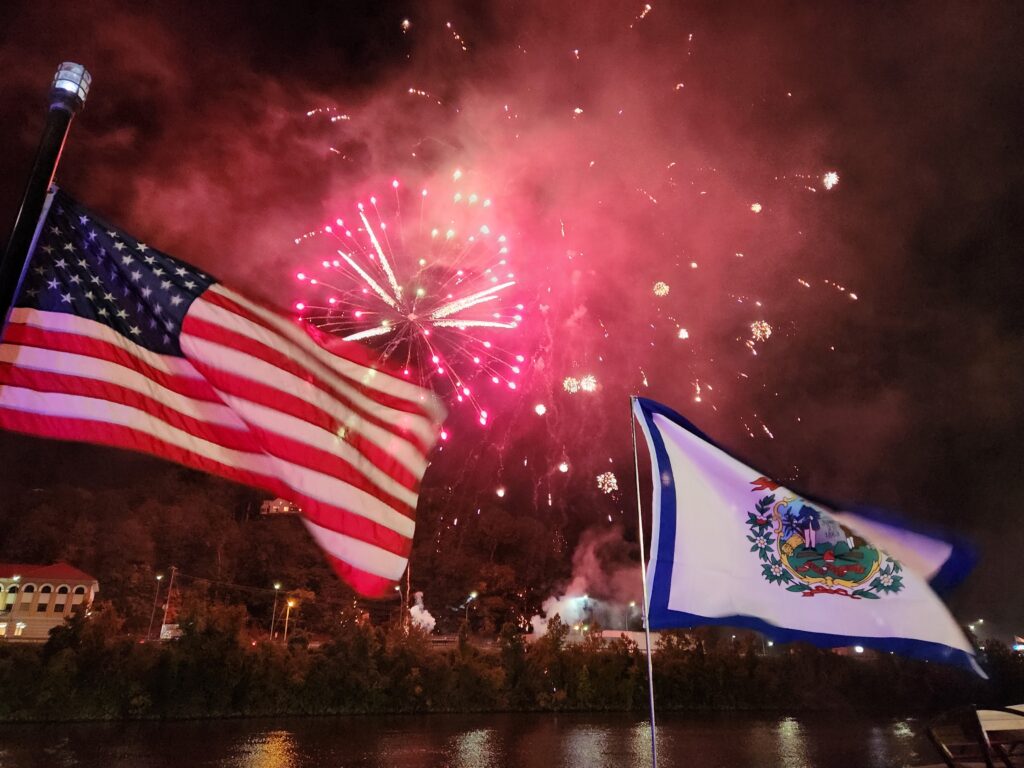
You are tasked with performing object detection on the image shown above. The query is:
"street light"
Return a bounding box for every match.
[465,591,478,623]
[270,582,282,639]
[283,599,296,644]
[146,574,164,641]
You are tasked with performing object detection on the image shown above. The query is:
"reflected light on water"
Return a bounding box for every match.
[892,720,914,739]
[776,717,811,768]
[451,728,498,768]
[236,730,297,768]
[630,720,659,766]
[564,725,615,766]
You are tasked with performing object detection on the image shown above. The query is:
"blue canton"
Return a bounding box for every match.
[15,189,216,356]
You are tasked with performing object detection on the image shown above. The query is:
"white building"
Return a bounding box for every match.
[0,562,99,642]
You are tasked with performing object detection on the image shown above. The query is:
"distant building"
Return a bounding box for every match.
[259,498,301,516]
[0,563,99,642]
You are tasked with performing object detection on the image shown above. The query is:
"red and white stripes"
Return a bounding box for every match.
[0,286,444,597]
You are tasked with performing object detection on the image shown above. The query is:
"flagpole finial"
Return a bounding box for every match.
[50,62,91,113]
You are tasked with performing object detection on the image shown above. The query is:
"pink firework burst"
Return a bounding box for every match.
[294,177,526,428]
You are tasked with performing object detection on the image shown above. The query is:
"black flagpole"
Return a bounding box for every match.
[0,62,91,334]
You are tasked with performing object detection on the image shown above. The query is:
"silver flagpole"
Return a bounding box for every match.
[630,395,658,768]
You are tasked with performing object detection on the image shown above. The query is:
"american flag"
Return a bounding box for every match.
[0,189,445,597]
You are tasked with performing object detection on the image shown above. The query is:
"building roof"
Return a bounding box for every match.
[0,562,98,583]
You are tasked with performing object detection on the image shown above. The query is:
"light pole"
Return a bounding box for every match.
[465,591,478,623]
[1,63,91,334]
[270,582,281,639]
[394,584,406,630]
[283,599,295,644]
[146,574,164,641]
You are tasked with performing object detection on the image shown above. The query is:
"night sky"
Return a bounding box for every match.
[0,2,1021,632]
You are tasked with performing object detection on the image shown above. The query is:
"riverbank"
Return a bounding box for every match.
[0,607,1019,722]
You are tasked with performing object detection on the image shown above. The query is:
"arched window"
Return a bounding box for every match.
[40,585,52,594]
[6,585,17,593]
[20,584,35,609]
[22,584,35,593]
[72,586,86,594]
[53,586,70,614]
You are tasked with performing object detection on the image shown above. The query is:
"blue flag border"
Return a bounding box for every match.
[633,396,981,673]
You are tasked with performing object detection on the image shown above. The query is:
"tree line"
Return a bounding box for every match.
[0,603,1020,721]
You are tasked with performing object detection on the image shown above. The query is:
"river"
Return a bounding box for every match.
[0,712,938,767]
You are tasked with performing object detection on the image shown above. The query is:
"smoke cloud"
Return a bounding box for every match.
[409,591,436,633]
[531,526,641,636]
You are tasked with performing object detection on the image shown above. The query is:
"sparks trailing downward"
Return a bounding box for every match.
[294,178,526,429]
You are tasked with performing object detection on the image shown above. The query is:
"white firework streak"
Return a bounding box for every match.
[433,319,518,329]
[337,250,399,310]
[428,281,517,320]
[358,209,403,302]
[342,324,397,342]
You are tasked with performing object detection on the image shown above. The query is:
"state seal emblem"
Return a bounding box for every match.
[745,477,904,599]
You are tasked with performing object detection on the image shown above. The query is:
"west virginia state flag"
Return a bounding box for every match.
[633,397,982,674]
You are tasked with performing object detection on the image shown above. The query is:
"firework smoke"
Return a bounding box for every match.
[409,591,436,632]
[530,526,640,636]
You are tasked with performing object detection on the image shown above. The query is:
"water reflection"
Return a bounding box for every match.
[563,724,613,766]
[630,721,656,765]
[450,728,498,768]
[0,712,935,768]
[233,730,297,768]
[776,717,811,768]
[893,719,915,739]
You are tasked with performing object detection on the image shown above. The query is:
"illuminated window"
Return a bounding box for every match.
[0,622,6,636]
[14,622,25,637]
